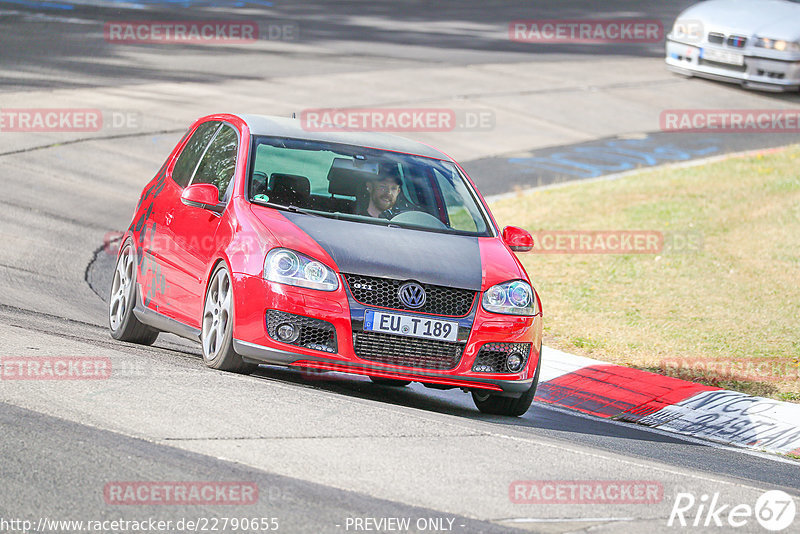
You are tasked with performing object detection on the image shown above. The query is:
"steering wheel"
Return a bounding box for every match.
[389,210,448,230]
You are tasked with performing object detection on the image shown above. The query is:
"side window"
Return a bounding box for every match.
[191,124,239,202]
[171,122,220,188]
[433,168,485,233]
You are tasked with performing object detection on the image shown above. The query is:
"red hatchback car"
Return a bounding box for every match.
[109,114,543,416]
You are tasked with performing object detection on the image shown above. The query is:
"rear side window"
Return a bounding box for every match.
[171,121,220,188]
[191,124,239,202]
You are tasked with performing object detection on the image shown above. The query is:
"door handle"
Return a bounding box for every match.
[165,210,174,226]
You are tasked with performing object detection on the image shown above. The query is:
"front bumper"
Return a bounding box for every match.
[666,39,800,91]
[231,273,542,395]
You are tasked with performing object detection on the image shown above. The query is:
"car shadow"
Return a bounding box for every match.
[249,364,694,446]
[246,364,800,495]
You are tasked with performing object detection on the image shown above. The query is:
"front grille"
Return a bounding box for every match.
[344,274,475,316]
[266,310,337,353]
[353,331,464,370]
[707,32,747,48]
[727,35,747,48]
[472,342,531,373]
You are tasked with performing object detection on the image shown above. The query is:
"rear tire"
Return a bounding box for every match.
[471,345,541,416]
[108,240,159,346]
[201,263,256,374]
[369,377,411,387]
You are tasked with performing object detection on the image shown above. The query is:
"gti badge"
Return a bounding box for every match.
[398,282,426,309]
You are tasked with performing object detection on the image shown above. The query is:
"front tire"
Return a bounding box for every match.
[108,240,159,345]
[471,346,541,416]
[201,264,256,374]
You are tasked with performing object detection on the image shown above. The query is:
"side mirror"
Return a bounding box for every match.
[181,183,224,214]
[502,226,533,253]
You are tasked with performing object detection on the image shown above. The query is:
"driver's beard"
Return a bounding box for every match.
[376,196,394,210]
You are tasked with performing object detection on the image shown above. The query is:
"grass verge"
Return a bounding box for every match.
[490,146,800,400]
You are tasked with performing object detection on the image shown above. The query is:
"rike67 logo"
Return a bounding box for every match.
[669,490,796,531]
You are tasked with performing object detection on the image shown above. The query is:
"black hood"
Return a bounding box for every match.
[283,213,483,291]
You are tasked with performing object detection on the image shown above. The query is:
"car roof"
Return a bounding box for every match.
[237,114,451,161]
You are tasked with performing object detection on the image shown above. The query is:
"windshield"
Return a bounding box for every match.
[248,136,492,236]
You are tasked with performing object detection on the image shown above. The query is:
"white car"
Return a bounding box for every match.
[666,0,800,92]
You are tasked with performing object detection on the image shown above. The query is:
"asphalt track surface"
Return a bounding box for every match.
[1,1,799,533]
[1,0,685,92]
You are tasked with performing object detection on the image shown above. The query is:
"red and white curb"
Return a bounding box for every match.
[535,346,800,457]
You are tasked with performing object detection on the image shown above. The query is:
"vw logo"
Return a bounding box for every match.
[398,282,426,309]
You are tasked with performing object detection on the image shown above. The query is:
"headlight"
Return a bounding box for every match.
[755,37,800,52]
[264,248,339,291]
[481,280,538,316]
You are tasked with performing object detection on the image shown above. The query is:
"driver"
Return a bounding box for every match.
[362,164,403,219]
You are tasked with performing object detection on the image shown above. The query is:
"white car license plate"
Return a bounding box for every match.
[701,47,744,66]
[364,310,458,342]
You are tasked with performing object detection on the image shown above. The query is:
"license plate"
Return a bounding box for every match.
[701,47,744,66]
[363,310,459,342]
